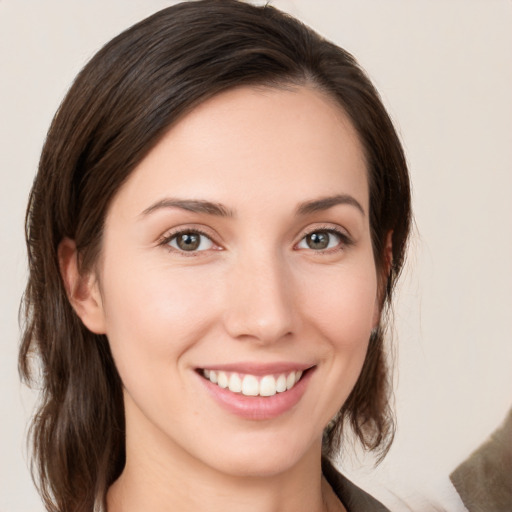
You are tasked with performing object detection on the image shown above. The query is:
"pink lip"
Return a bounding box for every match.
[198,367,315,421]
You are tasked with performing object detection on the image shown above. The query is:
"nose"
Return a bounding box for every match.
[222,251,297,345]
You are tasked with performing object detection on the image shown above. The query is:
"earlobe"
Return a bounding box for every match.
[58,238,106,334]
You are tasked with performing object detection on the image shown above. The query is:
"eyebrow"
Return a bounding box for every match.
[296,194,365,216]
[140,193,365,219]
[140,198,235,218]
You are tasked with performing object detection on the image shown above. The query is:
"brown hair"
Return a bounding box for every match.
[20,1,411,510]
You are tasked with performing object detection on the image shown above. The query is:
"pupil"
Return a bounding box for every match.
[308,232,329,249]
[178,233,200,251]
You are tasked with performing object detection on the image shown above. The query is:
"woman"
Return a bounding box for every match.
[20,1,411,511]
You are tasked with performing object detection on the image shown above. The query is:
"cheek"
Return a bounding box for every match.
[293,260,378,423]
[299,262,378,348]
[100,260,221,378]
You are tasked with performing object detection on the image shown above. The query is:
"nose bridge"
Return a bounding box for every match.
[223,246,296,344]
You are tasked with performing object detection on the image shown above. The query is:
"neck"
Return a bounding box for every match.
[108,461,336,512]
[106,412,344,512]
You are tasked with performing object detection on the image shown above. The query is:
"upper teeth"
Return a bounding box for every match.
[203,369,303,397]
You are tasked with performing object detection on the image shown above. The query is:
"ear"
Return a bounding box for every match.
[58,237,107,334]
[383,230,394,277]
[372,230,394,328]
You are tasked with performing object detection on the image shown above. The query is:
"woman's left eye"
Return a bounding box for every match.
[166,231,215,252]
[297,230,344,251]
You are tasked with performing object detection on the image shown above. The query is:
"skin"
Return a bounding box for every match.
[61,85,382,512]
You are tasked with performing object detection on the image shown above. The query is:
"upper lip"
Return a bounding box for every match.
[197,362,315,376]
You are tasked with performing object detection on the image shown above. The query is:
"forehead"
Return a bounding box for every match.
[109,85,369,218]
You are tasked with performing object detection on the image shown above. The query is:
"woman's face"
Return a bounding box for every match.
[92,85,379,477]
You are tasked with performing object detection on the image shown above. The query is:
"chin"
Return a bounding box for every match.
[192,428,322,479]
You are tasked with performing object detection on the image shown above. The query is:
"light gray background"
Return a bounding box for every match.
[1,1,511,510]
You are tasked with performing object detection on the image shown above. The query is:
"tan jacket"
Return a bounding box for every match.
[450,408,512,512]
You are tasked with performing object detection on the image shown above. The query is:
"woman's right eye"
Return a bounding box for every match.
[166,231,215,253]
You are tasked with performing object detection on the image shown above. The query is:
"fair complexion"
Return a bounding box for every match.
[60,85,382,512]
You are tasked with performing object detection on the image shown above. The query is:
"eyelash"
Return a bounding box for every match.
[158,225,352,256]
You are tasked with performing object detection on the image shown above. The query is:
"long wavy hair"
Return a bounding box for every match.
[19,1,411,511]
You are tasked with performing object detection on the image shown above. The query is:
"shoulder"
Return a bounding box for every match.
[322,457,390,512]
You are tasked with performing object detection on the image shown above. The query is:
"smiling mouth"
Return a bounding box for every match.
[199,369,307,397]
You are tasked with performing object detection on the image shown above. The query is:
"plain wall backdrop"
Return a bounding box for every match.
[1,1,511,510]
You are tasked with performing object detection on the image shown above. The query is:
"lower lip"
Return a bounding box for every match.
[198,369,314,420]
